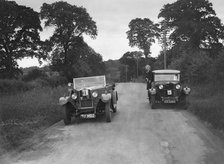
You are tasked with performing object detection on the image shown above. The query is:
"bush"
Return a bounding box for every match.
[210,52,224,84]
[0,79,33,94]
[169,51,212,84]
[22,68,47,82]
[44,75,68,87]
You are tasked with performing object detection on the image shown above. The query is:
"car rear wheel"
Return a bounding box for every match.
[105,102,111,122]
[63,103,73,125]
[111,91,118,113]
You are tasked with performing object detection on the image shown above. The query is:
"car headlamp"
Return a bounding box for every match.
[159,85,163,89]
[183,87,191,94]
[92,91,98,98]
[71,93,77,100]
[68,83,73,92]
[149,88,156,95]
[176,84,181,89]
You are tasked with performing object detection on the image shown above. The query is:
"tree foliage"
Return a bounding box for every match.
[210,51,224,84]
[119,51,155,81]
[158,0,224,52]
[168,50,212,84]
[127,18,160,58]
[0,0,43,78]
[40,1,97,65]
[50,37,105,81]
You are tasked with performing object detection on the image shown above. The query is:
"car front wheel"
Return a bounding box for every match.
[63,103,73,125]
[181,97,189,110]
[150,95,156,109]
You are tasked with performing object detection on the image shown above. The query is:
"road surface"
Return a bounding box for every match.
[1,83,224,164]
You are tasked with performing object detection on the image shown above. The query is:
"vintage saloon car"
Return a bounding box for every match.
[148,69,190,109]
[59,75,118,125]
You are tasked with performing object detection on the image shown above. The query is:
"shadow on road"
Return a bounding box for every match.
[68,111,118,125]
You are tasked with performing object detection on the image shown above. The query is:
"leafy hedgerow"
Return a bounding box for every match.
[0,86,67,149]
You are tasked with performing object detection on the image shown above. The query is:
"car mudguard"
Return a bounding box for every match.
[59,96,77,108]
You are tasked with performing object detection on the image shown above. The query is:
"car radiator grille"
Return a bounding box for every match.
[80,100,93,108]
[158,89,178,97]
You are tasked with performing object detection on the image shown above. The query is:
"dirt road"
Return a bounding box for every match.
[2,83,224,164]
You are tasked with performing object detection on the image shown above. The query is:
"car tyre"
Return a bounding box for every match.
[105,102,111,122]
[111,91,118,113]
[150,95,156,109]
[63,103,72,125]
[181,98,189,110]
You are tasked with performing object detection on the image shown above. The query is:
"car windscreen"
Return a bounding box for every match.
[73,76,106,90]
[154,74,179,82]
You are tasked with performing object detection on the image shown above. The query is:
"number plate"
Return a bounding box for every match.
[167,90,172,95]
[164,100,176,103]
[81,114,96,118]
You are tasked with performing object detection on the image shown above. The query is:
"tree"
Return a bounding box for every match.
[119,51,152,81]
[168,50,212,84]
[158,0,224,53]
[0,0,43,78]
[50,37,105,81]
[127,18,160,58]
[40,1,97,66]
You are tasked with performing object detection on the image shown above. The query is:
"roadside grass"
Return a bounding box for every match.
[189,84,224,130]
[0,79,33,94]
[0,85,67,150]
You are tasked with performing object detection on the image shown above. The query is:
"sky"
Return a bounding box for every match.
[16,0,224,68]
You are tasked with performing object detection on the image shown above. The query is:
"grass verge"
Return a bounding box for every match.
[0,86,67,151]
[189,84,224,130]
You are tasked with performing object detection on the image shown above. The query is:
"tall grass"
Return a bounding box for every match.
[0,85,67,149]
[189,84,224,130]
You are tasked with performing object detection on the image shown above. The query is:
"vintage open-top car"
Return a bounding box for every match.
[59,75,118,125]
[148,69,190,109]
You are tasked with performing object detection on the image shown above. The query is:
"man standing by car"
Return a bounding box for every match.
[145,65,153,99]
[145,65,153,89]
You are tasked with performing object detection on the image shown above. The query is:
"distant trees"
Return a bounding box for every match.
[0,0,44,78]
[119,51,156,81]
[127,18,160,59]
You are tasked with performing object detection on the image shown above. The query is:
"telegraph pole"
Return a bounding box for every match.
[133,51,142,79]
[136,57,139,79]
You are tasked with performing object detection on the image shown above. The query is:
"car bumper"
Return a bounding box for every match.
[160,97,179,104]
